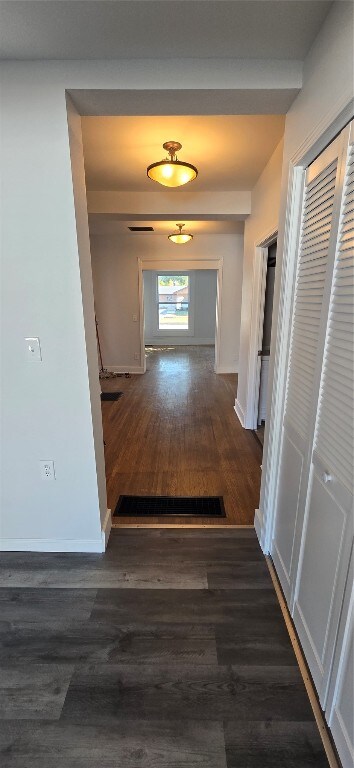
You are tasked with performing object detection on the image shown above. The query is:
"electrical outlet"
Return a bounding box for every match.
[134,352,139,360]
[40,460,56,480]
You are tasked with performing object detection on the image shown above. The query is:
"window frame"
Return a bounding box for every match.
[154,271,195,337]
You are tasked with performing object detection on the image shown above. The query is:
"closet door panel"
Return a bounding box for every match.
[271,433,303,592]
[271,136,342,601]
[328,584,354,768]
[293,129,354,705]
[294,471,348,691]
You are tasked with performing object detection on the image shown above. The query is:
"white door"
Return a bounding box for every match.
[293,127,354,704]
[271,129,349,602]
[326,547,354,768]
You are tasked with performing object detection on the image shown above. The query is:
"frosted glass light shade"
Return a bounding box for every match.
[168,223,193,244]
[147,160,198,187]
[168,232,193,244]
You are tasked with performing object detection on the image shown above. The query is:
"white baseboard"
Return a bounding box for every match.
[101,508,112,551]
[0,509,112,554]
[145,338,215,346]
[0,537,106,553]
[105,365,145,374]
[215,366,239,374]
[234,398,245,426]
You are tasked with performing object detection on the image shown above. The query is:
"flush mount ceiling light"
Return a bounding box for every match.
[168,223,193,245]
[147,141,198,187]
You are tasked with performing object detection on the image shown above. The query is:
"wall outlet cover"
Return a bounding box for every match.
[40,460,56,480]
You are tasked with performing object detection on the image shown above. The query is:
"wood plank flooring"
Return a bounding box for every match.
[101,346,262,525]
[0,529,330,767]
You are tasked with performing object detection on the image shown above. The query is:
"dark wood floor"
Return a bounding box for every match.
[0,529,329,767]
[101,346,262,525]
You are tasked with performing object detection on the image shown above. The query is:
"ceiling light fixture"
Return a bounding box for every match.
[168,223,193,245]
[147,141,198,187]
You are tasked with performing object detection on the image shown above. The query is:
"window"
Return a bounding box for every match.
[157,274,190,331]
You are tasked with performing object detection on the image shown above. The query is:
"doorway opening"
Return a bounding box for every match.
[254,241,277,448]
[141,266,220,373]
[69,106,285,530]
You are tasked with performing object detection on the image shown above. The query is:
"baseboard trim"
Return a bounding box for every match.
[105,365,145,374]
[234,398,245,426]
[145,339,215,346]
[101,508,112,551]
[215,364,239,374]
[0,537,106,553]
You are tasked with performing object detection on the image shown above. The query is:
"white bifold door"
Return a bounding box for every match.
[271,121,353,762]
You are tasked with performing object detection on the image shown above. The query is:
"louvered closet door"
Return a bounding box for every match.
[271,132,346,603]
[293,124,354,705]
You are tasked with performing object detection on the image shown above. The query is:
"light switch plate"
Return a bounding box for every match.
[25,337,42,362]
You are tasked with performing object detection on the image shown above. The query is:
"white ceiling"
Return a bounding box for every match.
[89,217,244,235]
[0,1,332,60]
[82,115,285,192]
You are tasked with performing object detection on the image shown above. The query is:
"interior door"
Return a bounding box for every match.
[293,126,354,705]
[271,131,347,602]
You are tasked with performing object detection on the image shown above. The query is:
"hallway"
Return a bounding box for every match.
[101,346,262,525]
[0,528,329,767]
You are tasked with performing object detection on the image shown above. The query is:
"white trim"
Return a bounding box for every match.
[291,91,354,167]
[140,258,222,271]
[215,363,238,374]
[234,398,245,427]
[0,537,106,553]
[256,167,305,555]
[0,510,112,552]
[214,261,223,373]
[145,338,215,346]
[254,507,263,542]
[245,228,277,431]
[104,365,145,374]
[101,508,112,551]
[138,257,146,373]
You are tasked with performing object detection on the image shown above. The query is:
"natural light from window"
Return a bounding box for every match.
[157,275,189,331]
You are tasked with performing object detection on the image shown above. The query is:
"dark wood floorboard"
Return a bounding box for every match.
[101,346,262,525]
[0,529,330,767]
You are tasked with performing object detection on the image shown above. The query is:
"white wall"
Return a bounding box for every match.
[0,80,106,550]
[143,270,217,346]
[91,233,243,373]
[236,139,284,420]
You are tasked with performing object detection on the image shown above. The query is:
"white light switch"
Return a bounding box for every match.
[25,337,42,362]
[132,314,138,322]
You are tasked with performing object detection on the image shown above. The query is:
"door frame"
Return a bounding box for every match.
[138,257,223,372]
[245,228,278,431]
[255,96,354,555]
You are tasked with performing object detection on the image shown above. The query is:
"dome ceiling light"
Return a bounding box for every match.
[168,223,193,245]
[147,141,198,187]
